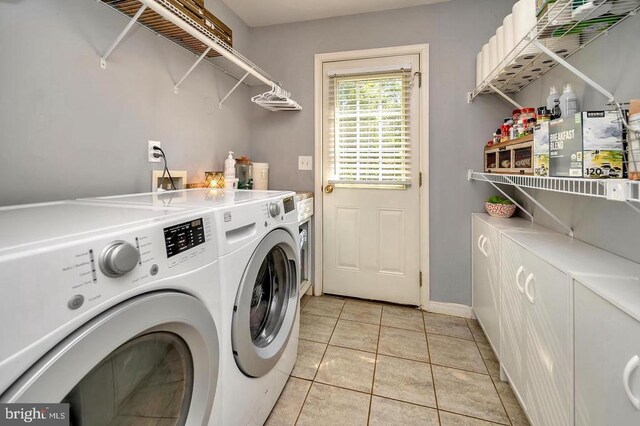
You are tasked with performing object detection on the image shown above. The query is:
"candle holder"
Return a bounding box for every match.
[205,171,225,189]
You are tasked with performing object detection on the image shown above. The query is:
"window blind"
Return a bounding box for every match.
[328,70,413,187]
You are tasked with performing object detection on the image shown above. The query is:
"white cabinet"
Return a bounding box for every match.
[575,282,640,426]
[500,236,572,426]
[472,216,501,355]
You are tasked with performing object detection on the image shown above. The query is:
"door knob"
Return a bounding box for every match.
[324,184,334,194]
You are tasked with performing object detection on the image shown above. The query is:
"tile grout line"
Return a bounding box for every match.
[366,303,384,425]
[422,310,442,425]
[294,298,348,425]
[467,317,514,426]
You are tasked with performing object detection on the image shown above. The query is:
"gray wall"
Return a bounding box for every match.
[0,0,254,205]
[246,0,517,305]
[514,15,640,264]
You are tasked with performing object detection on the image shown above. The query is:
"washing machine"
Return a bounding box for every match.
[85,189,301,425]
[0,200,224,425]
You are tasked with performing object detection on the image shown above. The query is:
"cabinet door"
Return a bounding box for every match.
[522,251,572,426]
[500,236,527,408]
[472,217,500,353]
[575,283,640,425]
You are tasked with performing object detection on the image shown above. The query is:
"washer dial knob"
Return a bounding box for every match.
[268,202,281,218]
[99,241,140,278]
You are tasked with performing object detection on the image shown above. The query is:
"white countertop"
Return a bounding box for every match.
[503,229,640,322]
[472,213,555,234]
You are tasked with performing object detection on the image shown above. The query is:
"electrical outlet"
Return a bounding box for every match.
[148,140,161,163]
[298,156,312,171]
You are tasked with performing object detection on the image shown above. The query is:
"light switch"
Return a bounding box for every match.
[298,156,312,171]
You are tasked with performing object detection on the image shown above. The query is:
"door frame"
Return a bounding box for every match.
[313,44,430,308]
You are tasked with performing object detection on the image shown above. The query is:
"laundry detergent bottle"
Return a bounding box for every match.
[559,83,578,118]
[224,151,236,179]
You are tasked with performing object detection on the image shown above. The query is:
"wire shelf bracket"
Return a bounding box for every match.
[530,38,615,103]
[468,170,535,222]
[100,4,147,69]
[219,71,250,108]
[174,47,211,94]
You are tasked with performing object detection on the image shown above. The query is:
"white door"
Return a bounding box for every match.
[500,236,528,410]
[575,282,640,426]
[472,216,500,355]
[321,54,422,305]
[522,252,571,426]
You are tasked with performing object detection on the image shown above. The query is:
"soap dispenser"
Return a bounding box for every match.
[224,151,236,179]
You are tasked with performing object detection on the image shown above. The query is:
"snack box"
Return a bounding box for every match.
[533,122,550,177]
[550,114,583,177]
[550,111,625,179]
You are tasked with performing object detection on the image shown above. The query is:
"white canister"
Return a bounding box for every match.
[224,178,239,189]
[481,43,490,81]
[496,26,505,69]
[488,35,498,78]
[476,51,483,86]
[513,0,539,63]
[252,162,269,190]
[503,14,515,64]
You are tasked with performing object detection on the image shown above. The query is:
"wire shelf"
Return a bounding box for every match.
[470,0,640,101]
[468,171,616,197]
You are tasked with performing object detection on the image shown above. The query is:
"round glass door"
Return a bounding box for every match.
[1,292,219,426]
[233,229,299,378]
[250,246,292,347]
[62,332,192,426]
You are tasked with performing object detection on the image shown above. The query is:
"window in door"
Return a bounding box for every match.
[328,70,413,188]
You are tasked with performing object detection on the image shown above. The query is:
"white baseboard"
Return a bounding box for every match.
[424,301,476,319]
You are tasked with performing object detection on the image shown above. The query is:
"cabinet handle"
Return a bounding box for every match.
[477,234,485,252]
[481,237,489,257]
[623,355,640,410]
[524,273,535,304]
[515,266,525,294]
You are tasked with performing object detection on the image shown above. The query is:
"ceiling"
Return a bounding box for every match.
[222,0,451,27]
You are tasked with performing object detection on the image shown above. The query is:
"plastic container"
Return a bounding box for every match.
[224,178,239,190]
[235,157,253,189]
[559,83,578,118]
[546,86,560,111]
[252,162,269,190]
[224,151,235,179]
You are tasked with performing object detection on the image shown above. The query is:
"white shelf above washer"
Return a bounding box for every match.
[98,0,302,111]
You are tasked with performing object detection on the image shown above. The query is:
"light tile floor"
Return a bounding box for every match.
[266,295,530,426]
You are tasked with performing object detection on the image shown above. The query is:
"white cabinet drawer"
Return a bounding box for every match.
[575,282,640,425]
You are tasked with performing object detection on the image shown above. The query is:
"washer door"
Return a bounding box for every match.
[232,229,299,378]
[1,292,218,426]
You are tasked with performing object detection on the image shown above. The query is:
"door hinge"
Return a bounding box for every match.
[414,71,422,88]
[419,172,423,187]
[419,271,423,287]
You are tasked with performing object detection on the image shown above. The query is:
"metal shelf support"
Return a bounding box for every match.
[488,83,523,110]
[531,38,616,103]
[219,71,250,108]
[100,4,147,69]
[174,47,211,94]
[501,175,574,237]
[468,170,534,222]
[468,170,575,237]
